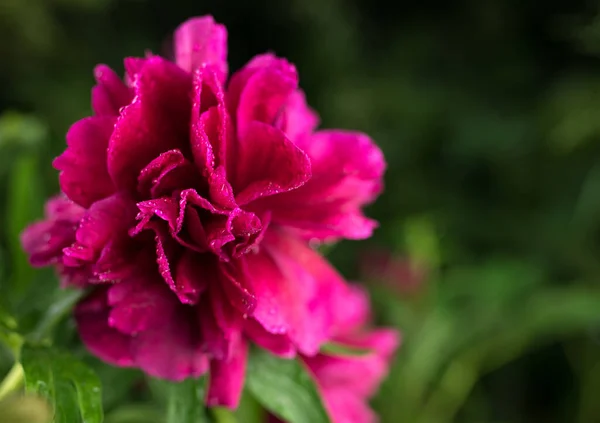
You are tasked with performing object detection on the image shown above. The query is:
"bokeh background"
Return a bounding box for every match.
[2,0,600,422]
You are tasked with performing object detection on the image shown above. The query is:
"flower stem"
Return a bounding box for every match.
[0,362,24,400]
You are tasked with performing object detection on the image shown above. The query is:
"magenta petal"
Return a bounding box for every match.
[174,16,228,80]
[108,278,173,334]
[231,122,311,205]
[276,90,319,144]
[198,296,230,360]
[242,250,297,336]
[173,251,209,304]
[131,301,208,381]
[244,318,296,358]
[206,335,247,409]
[235,57,298,137]
[332,285,371,336]
[53,116,116,208]
[75,288,135,367]
[108,57,192,192]
[191,67,231,176]
[63,193,137,265]
[208,166,236,209]
[320,389,377,423]
[254,130,384,241]
[227,53,285,120]
[123,57,147,85]
[219,260,257,315]
[260,229,347,355]
[91,65,132,116]
[21,211,79,267]
[137,149,200,199]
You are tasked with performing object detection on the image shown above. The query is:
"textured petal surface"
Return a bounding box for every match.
[91,65,133,116]
[21,196,84,266]
[174,16,228,80]
[276,89,319,144]
[230,121,311,204]
[63,193,137,267]
[206,335,247,409]
[243,229,345,355]
[108,57,192,192]
[54,116,116,208]
[253,130,385,241]
[191,67,231,177]
[75,287,136,367]
[76,277,209,381]
[233,56,298,137]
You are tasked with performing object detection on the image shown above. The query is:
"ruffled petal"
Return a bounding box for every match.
[91,65,132,116]
[63,193,137,266]
[244,318,296,358]
[230,122,311,205]
[276,89,319,144]
[53,116,116,208]
[252,130,384,241]
[107,57,192,192]
[131,303,208,380]
[81,274,209,381]
[137,149,201,199]
[174,16,228,80]
[306,328,399,398]
[233,56,298,137]
[242,229,345,356]
[191,66,231,177]
[75,287,135,367]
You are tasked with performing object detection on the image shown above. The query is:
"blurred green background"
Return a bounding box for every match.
[2,0,600,422]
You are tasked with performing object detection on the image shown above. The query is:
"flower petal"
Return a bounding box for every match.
[231,122,311,205]
[131,303,208,380]
[252,130,384,241]
[173,250,210,304]
[206,335,247,409]
[53,116,116,208]
[191,66,231,177]
[107,57,192,192]
[63,193,137,266]
[75,287,135,367]
[174,16,228,80]
[320,389,377,423]
[276,89,319,144]
[108,276,173,334]
[91,65,132,116]
[137,149,201,199]
[233,56,298,137]
[244,318,296,358]
[258,229,347,356]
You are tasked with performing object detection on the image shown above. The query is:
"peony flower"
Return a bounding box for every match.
[21,15,385,408]
[271,286,400,423]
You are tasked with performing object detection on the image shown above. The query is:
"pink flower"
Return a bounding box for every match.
[20,16,385,409]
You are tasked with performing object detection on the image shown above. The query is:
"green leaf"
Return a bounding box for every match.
[246,348,331,423]
[165,377,211,423]
[232,389,264,423]
[20,346,103,423]
[26,289,84,344]
[6,153,45,302]
[104,405,164,423]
